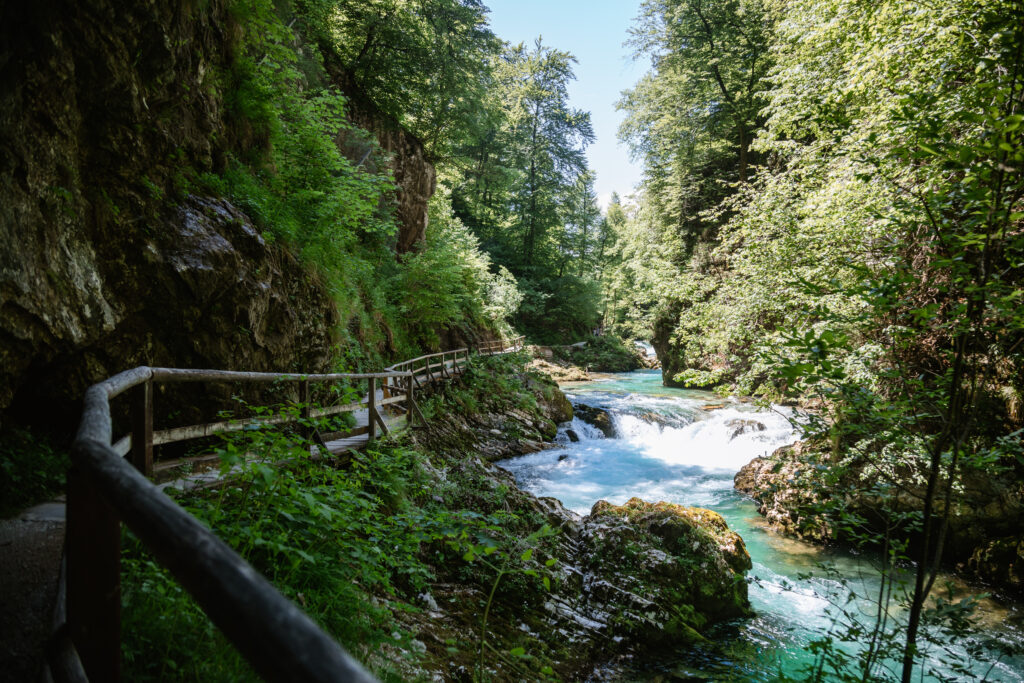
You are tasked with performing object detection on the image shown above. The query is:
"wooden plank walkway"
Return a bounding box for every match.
[54,336,525,683]
[149,341,526,489]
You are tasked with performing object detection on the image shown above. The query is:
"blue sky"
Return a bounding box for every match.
[484,0,646,209]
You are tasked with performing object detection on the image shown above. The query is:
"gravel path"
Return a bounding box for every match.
[0,502,65,683]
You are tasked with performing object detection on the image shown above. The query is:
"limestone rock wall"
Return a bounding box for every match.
[0,0,338,428]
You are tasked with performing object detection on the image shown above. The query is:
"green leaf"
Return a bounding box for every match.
[510,647,526,656]
[521,548,533,562]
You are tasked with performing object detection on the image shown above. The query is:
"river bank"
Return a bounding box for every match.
[498,369,1024,680]
[117,355,754,681]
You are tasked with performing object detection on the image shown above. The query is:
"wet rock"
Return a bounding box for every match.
[566,429,580,443]
[527,357,589,383]
[637,411,689,429]
[968,537,1024,591]
[724,418,766,440]
[734,442,833,542]
[737,441,1024,594]
[574,403,616,438]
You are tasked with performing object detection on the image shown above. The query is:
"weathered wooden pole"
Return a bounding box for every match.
[66,464,121,682]
[406,376,415,426]
[299,380,311,444]
[129,380,153,477]
[367,377,377,441]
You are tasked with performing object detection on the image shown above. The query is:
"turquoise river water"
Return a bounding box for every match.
[496,370,1024,681]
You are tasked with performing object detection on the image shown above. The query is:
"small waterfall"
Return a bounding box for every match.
[555,417,607,444]
[609,406,797,472]
[634,340,657,358]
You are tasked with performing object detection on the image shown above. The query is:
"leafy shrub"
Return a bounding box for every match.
[559,335,643,373]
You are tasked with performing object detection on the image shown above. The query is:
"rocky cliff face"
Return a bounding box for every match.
[327,72,437,255]
[2,0,252,422]
[652,305,686,388]
[350,111,436,254]
[0,1,438,429]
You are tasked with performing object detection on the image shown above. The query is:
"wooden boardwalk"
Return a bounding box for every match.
[53,336,525,683]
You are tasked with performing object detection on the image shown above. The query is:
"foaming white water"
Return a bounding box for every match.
[498,371,1024,681]
[555,416,606,444]
[611,405,797,472]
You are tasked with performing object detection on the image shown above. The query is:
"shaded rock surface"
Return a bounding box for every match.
[5,195,339,430]
[574,402,616,438]
[736,441,1024,594]
[652,304,687,388]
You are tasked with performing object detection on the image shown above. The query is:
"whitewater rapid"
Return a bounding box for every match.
[495,370,1024,681]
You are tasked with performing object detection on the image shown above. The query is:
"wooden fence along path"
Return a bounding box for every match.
[51,337,524,683]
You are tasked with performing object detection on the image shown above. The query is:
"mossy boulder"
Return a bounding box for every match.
[737,441,1024,595]
[578,498,751,649]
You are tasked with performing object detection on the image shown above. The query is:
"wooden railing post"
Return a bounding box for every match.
[129,380,153,477]
[299,380,311,443]
[406,376,415,426]
[67,464,121,682]
[368,376,377,441]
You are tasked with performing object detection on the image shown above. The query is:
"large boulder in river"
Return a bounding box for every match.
[736,440,1024,594]
[734,442,835,543]
[577,498,752,646]
[574,402,616,438]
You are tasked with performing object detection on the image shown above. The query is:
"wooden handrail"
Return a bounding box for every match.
[57,335,525,683]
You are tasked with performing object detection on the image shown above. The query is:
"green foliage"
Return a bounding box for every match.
[556,335,644,373]
[121,355,567,680]
[391,191,522,349]
[517,275,602,344]
[446,39,607,344]
[295,0,499,158]
[121,408,553,679]
[456,523,558,682]
[0,427,68,518]
[611,0,1024,678]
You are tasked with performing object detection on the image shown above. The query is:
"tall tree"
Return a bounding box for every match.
[497,39,595,269]
[620,0,772,255]
[296,0,499,158]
